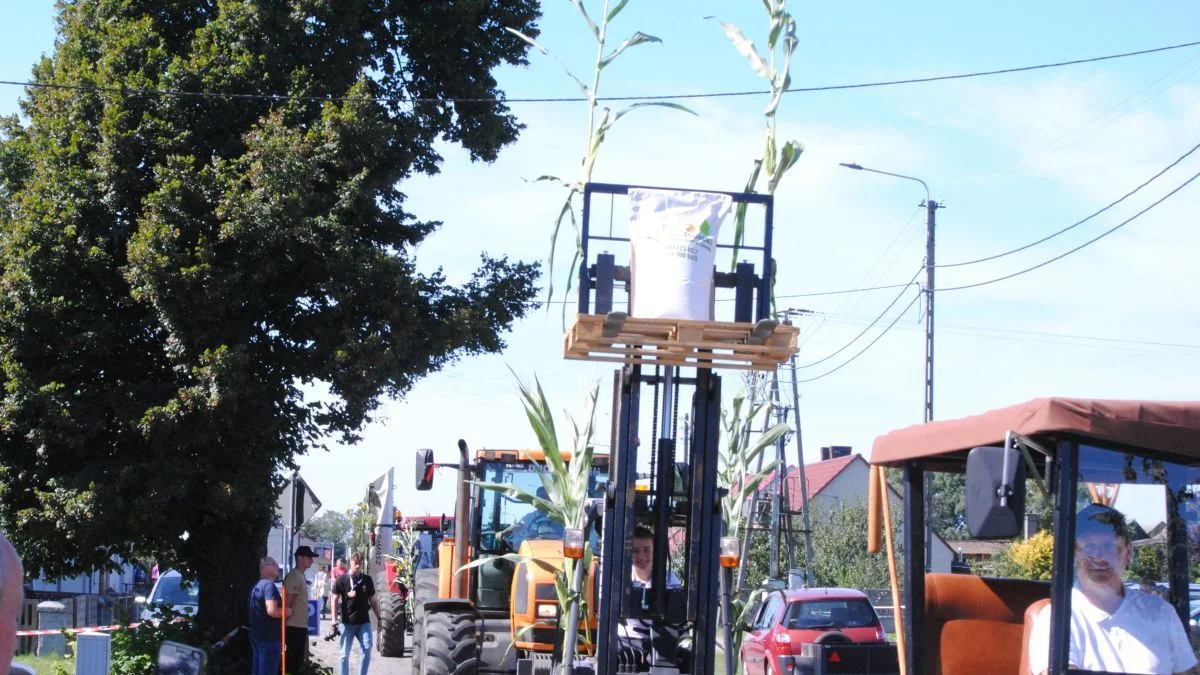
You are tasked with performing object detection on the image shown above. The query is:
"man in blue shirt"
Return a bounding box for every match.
[249,556,291,675]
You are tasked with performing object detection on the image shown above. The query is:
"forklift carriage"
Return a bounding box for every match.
[868,398,1200,675]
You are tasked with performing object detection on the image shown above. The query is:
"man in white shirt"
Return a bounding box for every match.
[1028,504,1198,675]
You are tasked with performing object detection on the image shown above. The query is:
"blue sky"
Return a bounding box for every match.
[3,2,1199,529]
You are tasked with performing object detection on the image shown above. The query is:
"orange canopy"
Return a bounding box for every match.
[869,398,1200,466]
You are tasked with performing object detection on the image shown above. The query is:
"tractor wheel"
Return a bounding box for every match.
[421,610,478,675]
[377,591,407,657]
[411,568,440,672]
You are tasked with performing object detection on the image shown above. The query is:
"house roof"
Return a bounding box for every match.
[753,453,861,510]
[944,539,1011,556]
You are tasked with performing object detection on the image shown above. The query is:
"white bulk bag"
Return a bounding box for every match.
[629,189,733,320]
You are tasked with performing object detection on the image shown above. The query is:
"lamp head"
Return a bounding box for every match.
[839,162,864,170]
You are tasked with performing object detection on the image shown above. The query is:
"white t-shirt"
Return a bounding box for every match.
[1028,586,1197,674]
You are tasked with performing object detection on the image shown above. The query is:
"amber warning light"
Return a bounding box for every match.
[719,536,739,569]
[563,528,585,559]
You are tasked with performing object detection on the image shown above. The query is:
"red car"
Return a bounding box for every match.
[740,588,890,675]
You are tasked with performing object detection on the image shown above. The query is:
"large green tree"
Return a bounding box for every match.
[0,0,540,632]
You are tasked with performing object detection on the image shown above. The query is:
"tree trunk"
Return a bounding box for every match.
[195,516,271,634]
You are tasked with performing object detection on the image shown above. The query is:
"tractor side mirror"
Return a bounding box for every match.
[415,448,435,491]
[966,446,1026,539]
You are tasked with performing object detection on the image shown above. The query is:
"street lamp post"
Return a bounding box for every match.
[839,162,942,569]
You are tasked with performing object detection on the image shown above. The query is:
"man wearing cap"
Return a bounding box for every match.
[1028,503,1198,675]
[284,546,316,672]
[250,556,291,675]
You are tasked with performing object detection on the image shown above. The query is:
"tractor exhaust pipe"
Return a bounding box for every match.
[454,438,473,599]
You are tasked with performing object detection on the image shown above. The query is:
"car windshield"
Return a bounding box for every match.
[151,575,199,606]
[784,598,878,629]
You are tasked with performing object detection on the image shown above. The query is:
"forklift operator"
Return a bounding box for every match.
[618,526,682,665]
[1028,504,1198,675]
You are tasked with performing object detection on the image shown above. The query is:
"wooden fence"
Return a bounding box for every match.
[17,592,139,655]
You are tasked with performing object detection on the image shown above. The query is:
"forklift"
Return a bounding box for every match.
[565,182,799,674]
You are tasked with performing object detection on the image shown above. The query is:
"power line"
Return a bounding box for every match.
[946,54,1200,200]
[799,205,923,350]
[796,270,921,369]
[2,39,1198,105]
[939,140,1200,268]
[796,293,921,384]
[940,167,1200,292]
[808,310,1200,356]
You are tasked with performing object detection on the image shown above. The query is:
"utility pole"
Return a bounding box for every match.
[785,332,816,587]
[923,198,941,571]
[840,162,940,571]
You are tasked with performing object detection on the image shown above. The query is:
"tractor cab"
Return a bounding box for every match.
[868,398,1200,675]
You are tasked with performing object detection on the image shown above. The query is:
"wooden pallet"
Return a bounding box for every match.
[564,313,799,371]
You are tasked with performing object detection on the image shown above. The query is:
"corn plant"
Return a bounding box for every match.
[511,0,694,312]
[463,371,601,665]
[383,519,419,593]
[718,389,790,660]
[709,0,804,275]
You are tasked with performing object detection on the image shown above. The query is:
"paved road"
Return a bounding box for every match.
[310,615,412,675]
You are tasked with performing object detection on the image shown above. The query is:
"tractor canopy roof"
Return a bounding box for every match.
[869,398,1200,468]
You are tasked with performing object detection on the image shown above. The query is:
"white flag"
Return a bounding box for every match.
[369,468,395,581]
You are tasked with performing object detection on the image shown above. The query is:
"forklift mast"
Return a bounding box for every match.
[571,182,796,675]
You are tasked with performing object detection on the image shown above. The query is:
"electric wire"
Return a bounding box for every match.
[2,39,1198,104]
[939,140,1200,268]
[796,268,922,369]
[947,54,1200,200]
[940,167,1200,292]
[798,205,922,350]
[796,293,922,384]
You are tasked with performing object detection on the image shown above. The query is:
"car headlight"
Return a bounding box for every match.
[536,603,559,619]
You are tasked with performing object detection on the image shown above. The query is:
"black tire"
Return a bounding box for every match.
[378,591,407,657]
[411,568,439,671]
[421,610,478,675]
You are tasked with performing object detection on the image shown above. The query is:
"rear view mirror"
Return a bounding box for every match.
[966,446,1026,539]
[156,640,207,675]
[415,448,435,491]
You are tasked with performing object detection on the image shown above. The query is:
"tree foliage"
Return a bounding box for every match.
[304,510,353,561]
[1127,544,1166,583]
[0,0,540,631]
[974,531,1053,581]
[743,500,903,593]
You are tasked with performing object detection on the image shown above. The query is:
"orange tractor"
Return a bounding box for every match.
[409,441,608,674]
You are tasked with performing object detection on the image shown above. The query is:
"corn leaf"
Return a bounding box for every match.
[505,28,590,96]
[544,192,577,308]
[524,175,580,191]
[607,0,633,21]
[728,159,763,271]
[768,140,804,193]
[707,18,772,81]
[611,101,697,124]
[568,0,600,39]
[600,32,662,69]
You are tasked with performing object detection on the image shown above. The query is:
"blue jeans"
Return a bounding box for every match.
[338,622,373,675]
[251,639,282,675]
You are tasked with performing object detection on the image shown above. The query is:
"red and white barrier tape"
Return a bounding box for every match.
[16,623,137,637]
